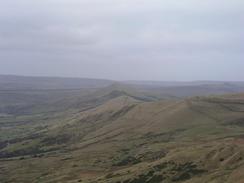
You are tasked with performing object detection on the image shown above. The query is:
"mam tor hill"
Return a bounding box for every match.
[0,75,244,183]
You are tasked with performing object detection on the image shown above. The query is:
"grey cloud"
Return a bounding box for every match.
[0,0,243,80]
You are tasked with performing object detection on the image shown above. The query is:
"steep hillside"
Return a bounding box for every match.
[1,92,244,183]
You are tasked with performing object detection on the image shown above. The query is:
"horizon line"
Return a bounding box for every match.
[0,74,244,83]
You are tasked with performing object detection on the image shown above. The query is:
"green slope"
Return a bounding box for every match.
[1,92,244,183]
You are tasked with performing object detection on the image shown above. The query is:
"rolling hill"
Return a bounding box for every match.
[0,76,244,183]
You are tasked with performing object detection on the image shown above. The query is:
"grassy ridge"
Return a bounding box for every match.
[1,76,244,183]
[0,91,244,183]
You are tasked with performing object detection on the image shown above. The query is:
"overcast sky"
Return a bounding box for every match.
[0,0,243,81]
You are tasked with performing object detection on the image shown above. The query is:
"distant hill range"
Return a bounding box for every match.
[0,75,114,90]
[1,75,244,97]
